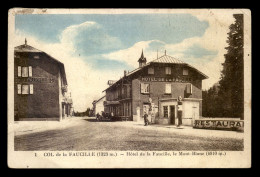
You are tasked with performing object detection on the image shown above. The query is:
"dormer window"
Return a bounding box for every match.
[148,67,154,74]
[183,68,189,75]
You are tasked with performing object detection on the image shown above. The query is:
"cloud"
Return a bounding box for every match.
[14,26,122,112]
[13,12,237,111]
[164,10,235,89]
[103,11,236,90]
[60,21,123,56]
[103,40,166,68]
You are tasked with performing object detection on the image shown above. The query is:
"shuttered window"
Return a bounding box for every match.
[186,83,192,94]
[165,67,171,75]
[22,85,29,94]
[141,83,150,94]
[17,66,21,77]
[22,67,28,77]
[165,83,171,94]
[17,84,21,94]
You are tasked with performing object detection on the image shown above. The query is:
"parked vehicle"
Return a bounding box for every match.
[96,111,114,121]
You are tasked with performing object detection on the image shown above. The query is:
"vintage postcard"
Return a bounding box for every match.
[8,8,251,168]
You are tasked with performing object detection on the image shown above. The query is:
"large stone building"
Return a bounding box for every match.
[14,40,73,121]
[103,50,208,126]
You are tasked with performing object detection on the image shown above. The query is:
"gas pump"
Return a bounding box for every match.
[177,96,183,127]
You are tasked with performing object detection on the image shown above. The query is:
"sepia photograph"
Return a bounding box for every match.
[7,8,251,168]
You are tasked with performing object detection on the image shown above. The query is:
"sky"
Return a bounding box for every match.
[14,10,236,112]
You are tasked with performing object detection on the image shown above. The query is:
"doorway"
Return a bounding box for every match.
[170,106,175,125]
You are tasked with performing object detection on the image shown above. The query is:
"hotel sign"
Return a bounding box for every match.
[193,119,244,130]
[141,77,189,82]
[16,77,55,83]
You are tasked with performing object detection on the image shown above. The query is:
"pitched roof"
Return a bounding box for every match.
[150,54,185,64]
[104,53,208,92]
[15,44,68,85]
[93,95,106,104]
[15,44,43,53]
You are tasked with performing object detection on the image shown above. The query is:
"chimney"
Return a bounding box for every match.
[25,38,27,45]
[124,70,127,76]
[165,50,166,56]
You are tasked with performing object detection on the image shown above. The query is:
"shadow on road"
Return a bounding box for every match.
[83,118,117,123]
[83,118,98,122]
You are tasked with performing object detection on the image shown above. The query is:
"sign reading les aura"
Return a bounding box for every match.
[193,119,244,130]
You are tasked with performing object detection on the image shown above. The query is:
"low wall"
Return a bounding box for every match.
[193,118,244,131]
[182,118,193,126]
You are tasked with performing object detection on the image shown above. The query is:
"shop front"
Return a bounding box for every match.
[157,98,200,126]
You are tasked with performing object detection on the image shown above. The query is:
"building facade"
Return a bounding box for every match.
[103,50,208,125]
[14,40,73,121]
[92,95,106,116]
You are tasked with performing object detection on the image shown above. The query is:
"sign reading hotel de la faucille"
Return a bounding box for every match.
[141,77,191,82]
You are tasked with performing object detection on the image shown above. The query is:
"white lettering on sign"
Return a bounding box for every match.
[16,77,54,83]
[193,120,244,129]
[141,77,189,82]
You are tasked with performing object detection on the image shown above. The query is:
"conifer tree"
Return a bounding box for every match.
[218,14,244,119]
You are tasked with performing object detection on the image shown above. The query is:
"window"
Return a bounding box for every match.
[17,66,21,77]
[165,84,171,94]
[22,85,29,94]
[163,106,168,118]
[17,84,21,94]
[34,55,39,59]
[183,68,189,75]
[186,83,192,95]
[165,67,171,75]
[19,84,33,94]
[141,83,150,94]
[148,67,154,74]
[20,66,32,77]
[122,87,124,95]
[22,67,28,77]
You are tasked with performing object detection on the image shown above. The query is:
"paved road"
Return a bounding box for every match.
[15,117,243,151]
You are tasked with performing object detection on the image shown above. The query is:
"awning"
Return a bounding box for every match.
[104,101,120,106]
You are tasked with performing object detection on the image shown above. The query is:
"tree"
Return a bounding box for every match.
[202,83,222,117]
[218,14,244,119]
[86,108,91,117]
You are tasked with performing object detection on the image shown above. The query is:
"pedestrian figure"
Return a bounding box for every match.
[144,112,149,126]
